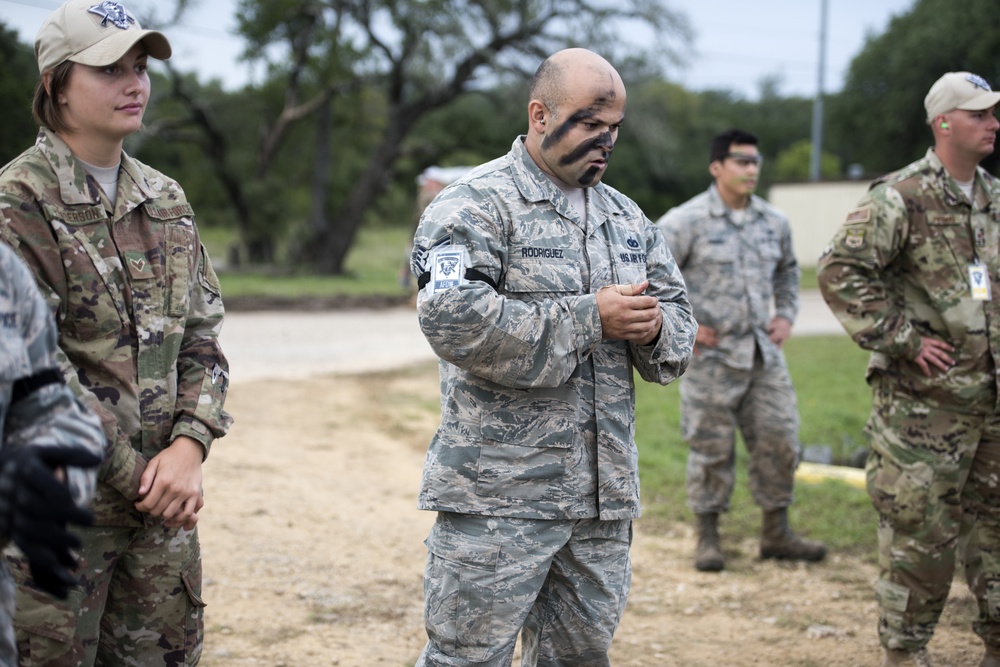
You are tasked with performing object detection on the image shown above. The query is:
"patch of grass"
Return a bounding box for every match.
[800,265,818,290]
[216,226,413,298]
[636,334,877,559]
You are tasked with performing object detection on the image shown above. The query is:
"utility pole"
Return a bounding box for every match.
[810,0,828,181]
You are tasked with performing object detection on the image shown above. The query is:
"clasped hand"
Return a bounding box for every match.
[596,280,662,346]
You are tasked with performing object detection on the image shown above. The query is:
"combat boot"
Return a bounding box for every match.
[759,508,827,562]
[694,512,724,572]
[881,648,933,666]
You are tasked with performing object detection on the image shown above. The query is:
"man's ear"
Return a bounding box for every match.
[709,160,722,179]
[528,99,548,131]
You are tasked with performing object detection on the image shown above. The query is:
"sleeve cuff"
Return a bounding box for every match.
[171,418,214,460]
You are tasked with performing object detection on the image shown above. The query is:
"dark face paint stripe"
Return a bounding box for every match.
[577,165,601,186]
[559,133,612,166]
[541,108,596,150]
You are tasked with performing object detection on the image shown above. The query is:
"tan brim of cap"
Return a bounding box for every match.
[68,29,171,68]
[956,90,1000,111]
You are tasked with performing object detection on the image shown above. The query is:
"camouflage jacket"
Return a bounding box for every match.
[0,129,232,526]
[656,184,800,370]
[410,137,696,521]
[0,242,103,532]
[817,148,1000,414]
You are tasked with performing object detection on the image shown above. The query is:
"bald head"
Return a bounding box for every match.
[529,48,624,114]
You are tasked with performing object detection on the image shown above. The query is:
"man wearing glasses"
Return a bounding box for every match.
[656,128,826,573]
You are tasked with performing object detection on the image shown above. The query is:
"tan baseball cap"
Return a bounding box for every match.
[924,71,1000,123]
[35,0,171,74]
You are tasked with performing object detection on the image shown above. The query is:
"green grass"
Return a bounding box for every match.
[635,334,877,559]
[214,226,413,298]
[800,265,818,289]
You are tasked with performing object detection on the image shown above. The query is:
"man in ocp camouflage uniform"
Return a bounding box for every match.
[410,48,696,666]
[656,128,826,573]
[817,72,1000,667]
[0,242,103,666]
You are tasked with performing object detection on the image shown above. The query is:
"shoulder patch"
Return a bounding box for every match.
[844,207,871,225]
[842,228,867,252]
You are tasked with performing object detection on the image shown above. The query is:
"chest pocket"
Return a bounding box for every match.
[504,253,583,298]
[53,221,126,343]
[911,212,971,301]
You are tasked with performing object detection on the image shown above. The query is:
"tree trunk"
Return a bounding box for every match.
[314,122,408,275]
[305,96,333,261]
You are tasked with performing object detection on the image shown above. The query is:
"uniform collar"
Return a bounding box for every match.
[36,128,160,207]
[707,183,762,223]
[508,136,616,227]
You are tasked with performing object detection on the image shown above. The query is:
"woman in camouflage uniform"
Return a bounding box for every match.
[0,1,232,664]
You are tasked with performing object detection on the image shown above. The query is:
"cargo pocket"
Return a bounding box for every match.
[10,556,80,665]
[866,450,932,530]
[180,547,207,663]
[875,578,910,613]
[476,408,575,501]
[423,523,499,662]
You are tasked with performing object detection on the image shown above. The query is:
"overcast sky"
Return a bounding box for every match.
[2,0,916,99]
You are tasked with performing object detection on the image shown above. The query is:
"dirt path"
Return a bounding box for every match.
[197,361,982,667]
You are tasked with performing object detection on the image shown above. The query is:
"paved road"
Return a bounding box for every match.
[221,289,845,383]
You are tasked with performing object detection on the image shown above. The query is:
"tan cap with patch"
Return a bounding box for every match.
[924,72,1000,123]
[35,0,171,74]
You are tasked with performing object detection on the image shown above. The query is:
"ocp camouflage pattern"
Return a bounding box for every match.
[818,147,1000,653]
[817,148,1000,414]
[0,129,232,527]
[410,137,696,521]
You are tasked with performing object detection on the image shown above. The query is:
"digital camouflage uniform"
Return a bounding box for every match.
[410,137,696,666]
[656,184,802,514]
[0,243,103,667]
[817,148,1000,653]
[0,129,232,666]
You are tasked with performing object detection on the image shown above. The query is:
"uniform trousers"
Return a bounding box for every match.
[6,522,204,666]
[416,512,632,667]
[679,353,799,514]
[867,376,1000,652]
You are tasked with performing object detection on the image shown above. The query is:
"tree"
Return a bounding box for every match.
[0,21,40,165]
[828,0,1000,178]
[153,0,691,272]
[773,139,841,182]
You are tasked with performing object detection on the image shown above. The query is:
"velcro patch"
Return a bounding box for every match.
[845,207,871,225]
[124,251,155,280]
[842,228,867,252]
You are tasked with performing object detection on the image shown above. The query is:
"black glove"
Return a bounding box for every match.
[0,446,101,599]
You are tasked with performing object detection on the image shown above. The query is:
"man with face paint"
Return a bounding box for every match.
[656,128,826,574]
[409,48,696,666]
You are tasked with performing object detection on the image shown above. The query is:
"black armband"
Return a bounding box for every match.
[417,268,499,292]
[11,369,64,405]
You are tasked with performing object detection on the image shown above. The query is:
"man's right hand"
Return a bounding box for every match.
[596,280,662,345]
[694,324,719,355]
[914,336,955,377]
